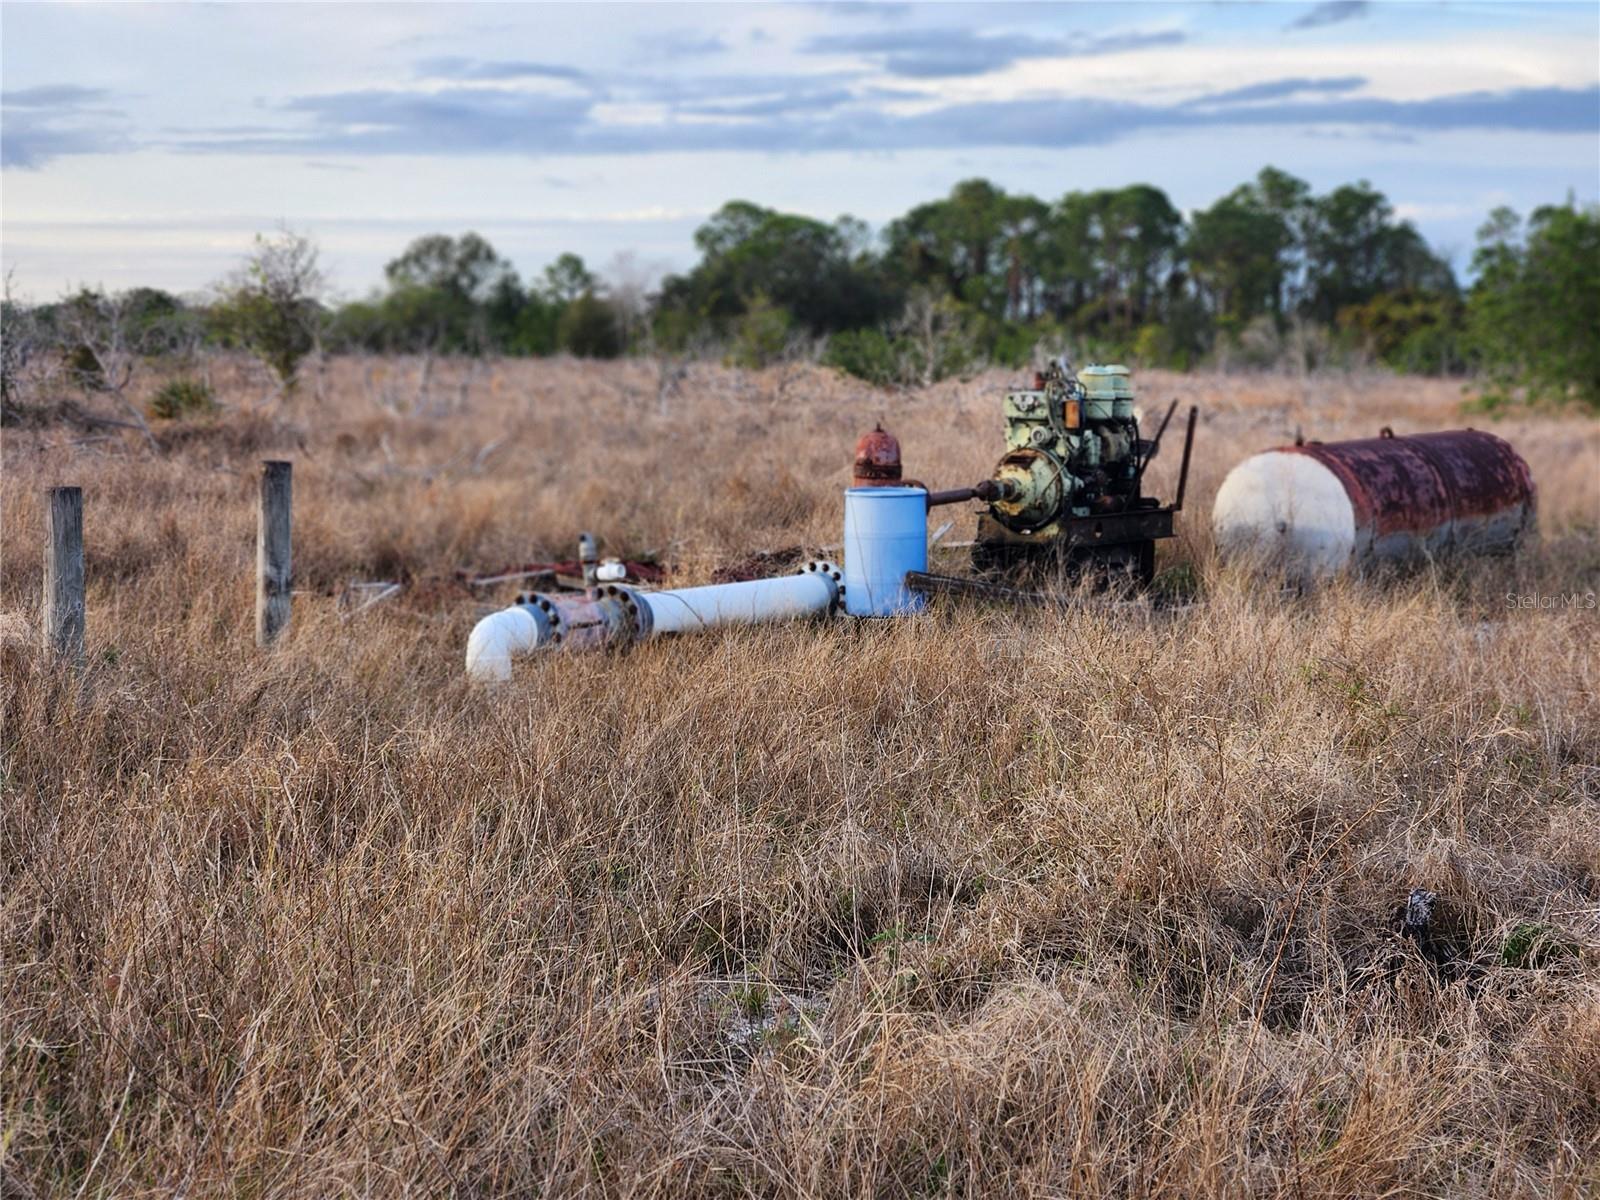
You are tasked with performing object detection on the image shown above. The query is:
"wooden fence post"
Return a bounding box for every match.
[43,486,86,667]
[256,460,292,647]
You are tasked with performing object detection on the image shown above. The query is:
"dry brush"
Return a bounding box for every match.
[3,358,1598,1197]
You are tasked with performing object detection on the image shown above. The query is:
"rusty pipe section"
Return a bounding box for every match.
[853,422,1007,508]
[467,561,843,681]
[925,479,1006,508]
[1213,427,1536,578]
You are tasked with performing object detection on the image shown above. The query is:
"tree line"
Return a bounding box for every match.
[3,165,1596,419]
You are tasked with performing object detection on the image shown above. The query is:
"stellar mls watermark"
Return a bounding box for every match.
[1505,591,1597,611]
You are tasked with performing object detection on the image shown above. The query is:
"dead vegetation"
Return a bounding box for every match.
[3,357,1598,1197]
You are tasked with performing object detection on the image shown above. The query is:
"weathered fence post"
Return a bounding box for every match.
[256,460,292,647]
[42,486,86,667]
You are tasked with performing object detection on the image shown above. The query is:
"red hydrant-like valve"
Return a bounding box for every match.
[853,424,903,487]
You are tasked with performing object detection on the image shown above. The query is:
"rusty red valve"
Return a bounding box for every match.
[853,424,903,488]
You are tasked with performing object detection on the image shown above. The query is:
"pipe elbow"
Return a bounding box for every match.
[465,605,546,682]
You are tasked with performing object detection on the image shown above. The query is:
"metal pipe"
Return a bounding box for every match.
[925,480,1003,508]
[578,532,599,593]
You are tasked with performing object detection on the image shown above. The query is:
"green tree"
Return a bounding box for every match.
[1467,202,1600,409]
[1188,174,1301,330]
[382,232,518,352]
[1035,185,1185,335]
[1301,182,1452,323]
[1094,184,1184,332]
[540,253,597,305]
[213,227,326,396]
[885,179,1013,316]
[1038,192,1101,319]
[662,200,890,335]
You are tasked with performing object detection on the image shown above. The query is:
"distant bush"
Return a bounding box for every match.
[986,320,1049,370]
[149,377,216,420]
[727,294,793,368]
[823,328,900,386]
[557,292,621,359]
[65,342,107,392]
[1338,289,1465,376]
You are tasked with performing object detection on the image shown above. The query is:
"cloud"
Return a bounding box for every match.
[805,3,912,18]
[268,87,594,154]
[1285,2,1370,32]
[17,64,1596,167]
[1,84,127,167]
[872,85,1600,151]
[166,81,1600,161]
[622,70,864,106]
[2,119,125,168]
[655,31,729,57]
[678,88,860,118]
[1187,76,1367,107]
[414,57,590,84]
[1,84,115,108]
[803,27,1186,78]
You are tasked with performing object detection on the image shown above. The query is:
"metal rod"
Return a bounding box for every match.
[1144,400,1179,464]
[1173,406,1198,512]
[926,480,1002,508]
[1131,399,1180,494]
[904,570,1072,608]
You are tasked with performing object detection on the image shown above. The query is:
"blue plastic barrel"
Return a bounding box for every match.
[843,487,928,616]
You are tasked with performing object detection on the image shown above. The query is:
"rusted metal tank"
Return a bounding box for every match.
[853,424,903,488]
[1212,428,1536,577]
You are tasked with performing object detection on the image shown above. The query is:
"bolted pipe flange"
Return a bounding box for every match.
[597,583,653,640]
[800,559,844,613]
[511,596,556,646]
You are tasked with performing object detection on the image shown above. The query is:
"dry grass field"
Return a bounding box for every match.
[3,356,1599,1198]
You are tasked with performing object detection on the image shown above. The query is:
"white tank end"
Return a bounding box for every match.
[1212,451,1358,578]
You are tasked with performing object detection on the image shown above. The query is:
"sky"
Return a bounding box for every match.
[2,1,1597,301]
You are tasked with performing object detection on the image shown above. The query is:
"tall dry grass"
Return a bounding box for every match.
[3,356,1598,1198]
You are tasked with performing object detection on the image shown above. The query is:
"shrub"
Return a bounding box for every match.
[212,228,326,397]
[727,294,793,369]
[1338,289,1465,376]
[149,377,216,420]
[823,328,900,386]
[557,292,621,359]
[986,321,1047,370]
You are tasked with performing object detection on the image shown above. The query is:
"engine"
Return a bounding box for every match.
[972,358,1194,581]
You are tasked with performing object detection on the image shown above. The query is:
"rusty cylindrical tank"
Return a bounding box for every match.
[1212,428,1536,578]
[853,424,903,488]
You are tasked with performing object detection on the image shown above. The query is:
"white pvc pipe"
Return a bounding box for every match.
[465,605,549,682]
[641,573,837,636]
[464,570,839,681]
